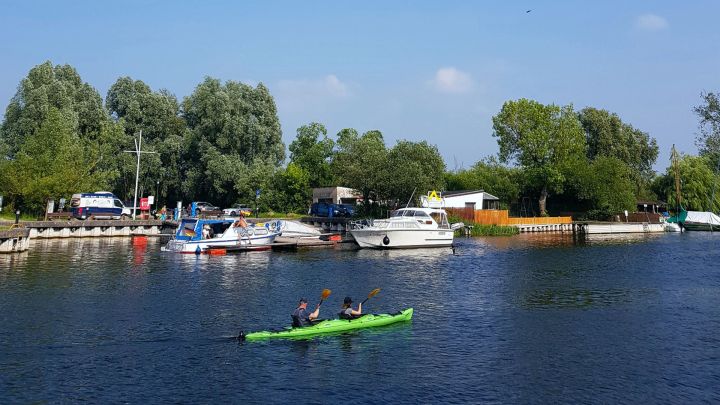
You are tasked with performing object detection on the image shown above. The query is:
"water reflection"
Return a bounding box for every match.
[522,288,658,309]
[472,232,670,250]
[0,250,28,271]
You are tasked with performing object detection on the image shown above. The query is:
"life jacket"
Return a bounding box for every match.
[292,307,309,327]
[338,307,354,320]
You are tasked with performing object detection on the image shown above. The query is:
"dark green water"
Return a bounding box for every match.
[1,233,719,403]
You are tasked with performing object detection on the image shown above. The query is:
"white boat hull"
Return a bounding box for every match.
[350,229,454,249]
[165,230,278,253]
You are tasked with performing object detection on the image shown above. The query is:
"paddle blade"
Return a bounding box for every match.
[367,288,381,299]
[321,289,332,300]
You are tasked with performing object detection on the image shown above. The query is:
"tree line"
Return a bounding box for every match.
[1,61,719,217]
[0,61,445,215]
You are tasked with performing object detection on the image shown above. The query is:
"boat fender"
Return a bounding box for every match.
[383,235,390,245]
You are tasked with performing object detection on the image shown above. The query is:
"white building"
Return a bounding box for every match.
[312,187,360,204]
[443,190,500,210]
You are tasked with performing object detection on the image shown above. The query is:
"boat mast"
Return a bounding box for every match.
[671,145,682,215]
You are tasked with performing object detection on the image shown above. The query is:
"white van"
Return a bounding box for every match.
[70,192,131,219]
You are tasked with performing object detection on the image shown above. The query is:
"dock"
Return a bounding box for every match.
[513,222,665,234]
[0,227,31,253]
[300,217,353,232]
[4,219,172,239]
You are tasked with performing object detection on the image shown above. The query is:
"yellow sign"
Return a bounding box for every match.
[428,190,440,200]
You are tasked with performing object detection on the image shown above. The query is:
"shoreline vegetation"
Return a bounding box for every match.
[457,224,520,237]
[1,61,719,220]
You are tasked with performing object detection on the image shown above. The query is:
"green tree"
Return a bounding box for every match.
[578,107,658,193]
[652,154,720,212]
[1,61,108,155]
[105,77,187,203]
[289,122,335,187]
[331,129,388,208]
[181,78,285,205]
[0,108,110,213]
[265,163,311,213]
[694,92,720,169]
[445,157,521,208]
[571,156,636,219]
[492,99,586,215]
[386,140,445,205]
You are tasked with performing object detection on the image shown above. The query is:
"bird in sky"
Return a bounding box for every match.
[526,9,532,13]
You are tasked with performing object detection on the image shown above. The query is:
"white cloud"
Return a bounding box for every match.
[430,67,475,94]
[273,74,353,115]
[636,14,668,31]
[277,74,350,98]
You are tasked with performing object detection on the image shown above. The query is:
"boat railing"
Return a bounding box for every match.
[350,219,392,229]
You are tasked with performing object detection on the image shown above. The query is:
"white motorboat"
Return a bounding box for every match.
[350,191,464,249]
[164,218,281,253]
[277,220,322,237]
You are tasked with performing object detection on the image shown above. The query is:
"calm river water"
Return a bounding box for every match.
[1,233,719,403]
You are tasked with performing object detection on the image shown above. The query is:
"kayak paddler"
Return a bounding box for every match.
[291,297,320,327]
[339,296,362,319]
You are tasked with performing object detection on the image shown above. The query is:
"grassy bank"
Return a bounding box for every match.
[459,224,519,236]
[449,214,519,236]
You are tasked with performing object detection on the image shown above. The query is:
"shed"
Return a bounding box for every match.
[443,190,500,210]
[312,187,360,204]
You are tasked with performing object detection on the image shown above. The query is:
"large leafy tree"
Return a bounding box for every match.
[492,99,586,215]
[289,122,335,187]
[105,77,187,203]
[694,92,720,169]
[332,129,388,207]
[264,163,312,213]
[181,78,285,206]
[0,61,122,212]
[1,61,109,155]
[386,140,445,205]
[578,107,658,193]
[652,154,720,212]
[0,108,110,213]
[570,156,636,219]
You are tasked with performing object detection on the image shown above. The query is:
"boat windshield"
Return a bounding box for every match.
[429,212,450,228]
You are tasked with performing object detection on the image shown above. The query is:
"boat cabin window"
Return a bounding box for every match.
[207,222,232,238]
[390,210,402,218]
[413,211,430,217]
[402,210,416,217]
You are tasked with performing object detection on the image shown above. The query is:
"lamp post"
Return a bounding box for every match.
[156,180,160,207]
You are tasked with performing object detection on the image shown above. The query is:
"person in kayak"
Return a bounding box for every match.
[291,297,320,327]
[339,296,362,319]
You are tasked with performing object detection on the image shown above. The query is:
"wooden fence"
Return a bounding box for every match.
[447,208,572,226]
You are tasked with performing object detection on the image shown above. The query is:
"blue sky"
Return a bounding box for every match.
[1,1,718,171]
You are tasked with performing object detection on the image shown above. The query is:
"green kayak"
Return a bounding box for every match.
[239,308,413,341]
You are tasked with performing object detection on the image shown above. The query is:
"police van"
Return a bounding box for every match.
[70,192,131,219]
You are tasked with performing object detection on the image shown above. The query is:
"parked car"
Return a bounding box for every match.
[70,192,131,219]
[223,204,253,217]
[309,202,352,218]
[193,201,220,216]
[338,204,357,217]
